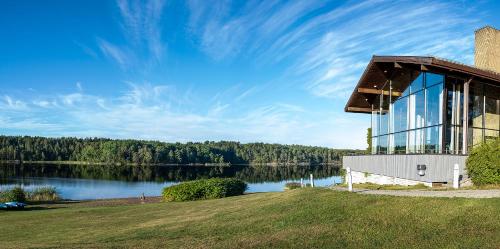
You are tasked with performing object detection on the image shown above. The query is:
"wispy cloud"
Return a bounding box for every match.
[117,0,166,62]
[293,2,475,99]
[32,100,52,108]
[1,95,27,110]
[187,0,479,99]
[0,83,366,148]
[97,38,131,69]
[2,0,489,149]
[76,82,83,92]
[283,1,478,99]
[74,41,99,58]
[95,0,166,70]
[186,1,325,60]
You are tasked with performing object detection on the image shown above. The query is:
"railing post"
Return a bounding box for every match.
[453,163,460,189]
[346,167,353,192]
[300,178,304,188]
[310,174,314,188]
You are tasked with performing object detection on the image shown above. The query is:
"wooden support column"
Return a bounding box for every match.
[462,78,471,154]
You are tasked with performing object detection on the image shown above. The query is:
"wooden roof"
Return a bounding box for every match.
[345,56,500,113]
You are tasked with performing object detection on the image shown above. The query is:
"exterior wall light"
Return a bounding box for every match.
[417,164,426,176]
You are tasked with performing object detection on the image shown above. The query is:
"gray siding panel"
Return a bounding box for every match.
[342,155,468,182]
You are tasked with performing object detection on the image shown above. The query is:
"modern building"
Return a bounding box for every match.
[343,26,500,187]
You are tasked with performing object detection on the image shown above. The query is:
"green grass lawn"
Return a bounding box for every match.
[1,188,499,249]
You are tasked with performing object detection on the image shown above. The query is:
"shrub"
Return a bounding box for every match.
[284,182,302,190]
[0,186,27,202]
[466,138,500,185]
[28,186,60,201]
[162,178,247,202]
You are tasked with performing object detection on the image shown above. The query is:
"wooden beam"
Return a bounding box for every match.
[347,107,372,113]
[357,87,380,94]
[394,62,403,68]
[420,64,429,71]
[358,87,402,97]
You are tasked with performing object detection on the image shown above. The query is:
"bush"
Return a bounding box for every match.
[284,182,302,190]
[162,178,247,202]
[466,138,500,185]
[28,186,60,201]
[0,186,27,202]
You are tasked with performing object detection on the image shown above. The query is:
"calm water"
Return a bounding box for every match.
[0,164,342,200]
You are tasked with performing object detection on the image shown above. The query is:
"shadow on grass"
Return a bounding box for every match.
[27,200,82,205]
[0,200,81,212]
[0,206,67,212]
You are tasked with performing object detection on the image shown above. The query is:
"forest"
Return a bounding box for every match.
[0,136,363,165]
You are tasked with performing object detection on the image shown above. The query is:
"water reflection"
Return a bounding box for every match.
[0,164,342,200]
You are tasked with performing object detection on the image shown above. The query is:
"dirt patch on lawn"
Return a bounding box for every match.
[76,196,163,207]
[28,196,164,209]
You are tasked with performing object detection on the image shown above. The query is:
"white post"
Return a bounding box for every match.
[453,163,460,189]
[310,174,314,188]
[300,178,304,188]
[346,167,353,192]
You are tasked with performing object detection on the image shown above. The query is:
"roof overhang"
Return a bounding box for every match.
[344,56,500,113]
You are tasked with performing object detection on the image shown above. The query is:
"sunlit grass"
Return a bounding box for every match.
[341,183,430,190]
[0,188,499,249]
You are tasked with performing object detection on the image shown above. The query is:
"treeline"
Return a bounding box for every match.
[0,136,362,165]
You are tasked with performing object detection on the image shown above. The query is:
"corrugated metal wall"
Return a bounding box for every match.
[342,155,468,182]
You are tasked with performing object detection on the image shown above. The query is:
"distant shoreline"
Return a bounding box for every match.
[0,160,341,167]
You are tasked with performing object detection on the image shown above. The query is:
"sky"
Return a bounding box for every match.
[1,0,499,149]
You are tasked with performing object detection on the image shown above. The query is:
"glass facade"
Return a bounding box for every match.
[444,77,464,154]
[372,72,500,154]
[371,70,499,155]
[371,72,443,154]
[466,80,500,150]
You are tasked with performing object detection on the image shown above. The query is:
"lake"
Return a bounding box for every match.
[0,163,342,200]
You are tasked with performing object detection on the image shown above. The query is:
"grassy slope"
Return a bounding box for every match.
[0,189,499,249]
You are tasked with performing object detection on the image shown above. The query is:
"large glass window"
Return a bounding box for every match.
[379,111,389,136]
[484,83,499,131]
[410,73,424,93]
[415,128,425,153]
[393,132,407,154]
[372,110,379,137]
[485,97,499,130]
[392,96,408,132]
[379,93,390,136]
[409,90,425,129]
[445,78,464,126]
[445,125,462,154]
[425,126,442,153]
[388,134,394,154]
[426,73,444,87]
[371,73,498,155]
[426,83,443,126]
[371,136,378,155]
[408,129,425,153]
[485,129,499,142]
[468,128,483,148]
[469,82,484,128]
[466,81,500,150]
[444,77,464,154]
[378,135,388,154]
[370,71,465,155]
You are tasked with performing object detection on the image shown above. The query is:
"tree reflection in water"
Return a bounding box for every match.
[0,163,341,183]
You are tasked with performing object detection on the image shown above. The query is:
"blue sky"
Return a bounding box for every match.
[1,0,499,149]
